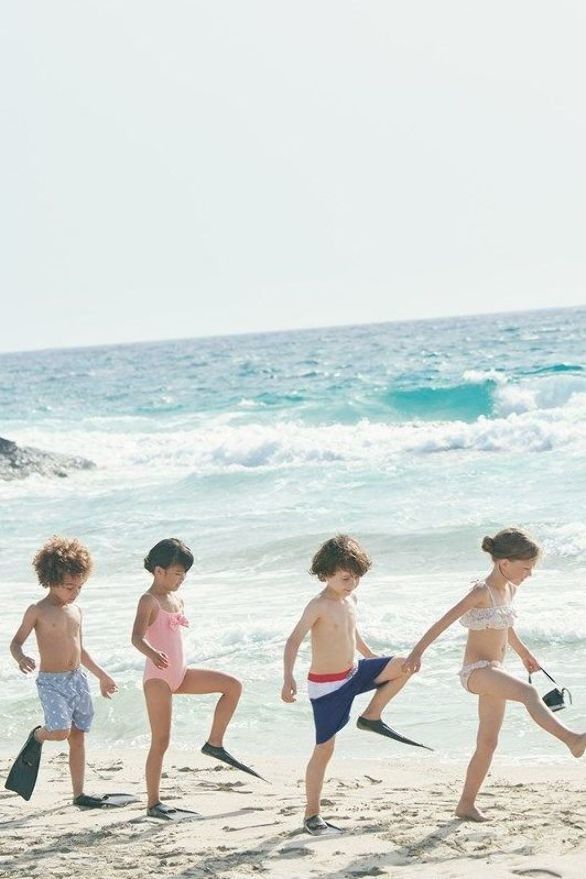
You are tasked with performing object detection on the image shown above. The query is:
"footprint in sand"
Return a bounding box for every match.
[279,806,299,816]
[512,871,562,878]
[277,846,312,859]
[349,868,386,877]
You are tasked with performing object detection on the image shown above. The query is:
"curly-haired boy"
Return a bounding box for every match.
[7,537,118,805]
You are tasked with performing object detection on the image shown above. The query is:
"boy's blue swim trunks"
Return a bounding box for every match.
[308,656,392,745]
[36,668,94,733]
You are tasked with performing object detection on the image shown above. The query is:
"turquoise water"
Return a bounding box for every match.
[1,307,585,761]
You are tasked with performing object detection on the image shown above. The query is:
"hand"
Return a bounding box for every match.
[522,654,541,674]
[281,677,297,703]
[151,649,169,669]
[18,655,36,674]
[99,674,118,698]
[402,651,422,674]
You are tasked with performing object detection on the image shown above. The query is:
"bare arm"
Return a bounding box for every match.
[281,600,321,703]
[79,611,118,698]
[356,630,377,659]
[131,594,169,668]
[403,587,486,673]
[10,606,38,673]
[508,627,540,672]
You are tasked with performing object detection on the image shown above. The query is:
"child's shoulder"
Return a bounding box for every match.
[22,600,43,618]
[466,579,491,604]
[301,592,328,618]
[469,578,488,591]
[138,591,159,608]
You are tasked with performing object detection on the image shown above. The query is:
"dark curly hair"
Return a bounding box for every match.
[144,538,194,574]
[33,536,94,588]
[310,534,372,582]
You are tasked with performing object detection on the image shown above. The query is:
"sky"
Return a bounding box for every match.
[1,1,585,353]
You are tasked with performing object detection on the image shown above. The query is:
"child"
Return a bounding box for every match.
[131,538,262,821]
[7,536,119,806]
[282,534,424,836]
[403,527,586,822]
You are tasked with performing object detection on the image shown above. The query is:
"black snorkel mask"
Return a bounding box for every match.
[528,667,572,712]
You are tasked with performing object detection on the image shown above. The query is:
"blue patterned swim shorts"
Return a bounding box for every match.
[36,668,94,733]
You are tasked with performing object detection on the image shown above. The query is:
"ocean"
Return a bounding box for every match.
[1,306,585,763]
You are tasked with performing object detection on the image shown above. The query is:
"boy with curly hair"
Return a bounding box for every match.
[282,535,427,835]
[7,536,118,805]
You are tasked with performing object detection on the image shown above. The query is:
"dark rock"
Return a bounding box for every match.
[0,436,96,481]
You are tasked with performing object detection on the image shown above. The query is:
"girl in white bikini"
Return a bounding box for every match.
[403,527,586,822]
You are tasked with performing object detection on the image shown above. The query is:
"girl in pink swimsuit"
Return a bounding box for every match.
[132,538,261,820]
[403,528,586,823]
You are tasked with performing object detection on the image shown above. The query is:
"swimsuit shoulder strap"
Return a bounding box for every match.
[483,582,496,607]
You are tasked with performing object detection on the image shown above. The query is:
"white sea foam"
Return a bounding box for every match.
[494,375,586,416]
[462,369,507,385]
[4,391,586,488]
[540,521,586,562]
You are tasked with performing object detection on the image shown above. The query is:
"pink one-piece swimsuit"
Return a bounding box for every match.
[143,605,190,693]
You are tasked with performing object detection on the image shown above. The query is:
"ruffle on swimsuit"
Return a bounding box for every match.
[168,613,189,631]
[459,580,516,630]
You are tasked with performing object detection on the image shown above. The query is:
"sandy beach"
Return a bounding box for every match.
[1,748,585,878]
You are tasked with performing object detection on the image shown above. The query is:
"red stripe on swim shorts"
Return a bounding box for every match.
[307,667,353,683]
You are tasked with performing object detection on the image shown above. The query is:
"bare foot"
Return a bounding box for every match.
[569,733,586,758]
[455,803,490,822]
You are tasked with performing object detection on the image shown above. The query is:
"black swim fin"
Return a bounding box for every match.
[74,793,140,808]
[356,716,433,751]
[303,814,344,836]
[147,801,199,822]
[201,742,268,782]
[4,727,43,801]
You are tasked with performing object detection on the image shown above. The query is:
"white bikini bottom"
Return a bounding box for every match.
[459,660,501,692]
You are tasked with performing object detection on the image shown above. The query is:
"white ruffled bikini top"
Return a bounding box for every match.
[459,580,517,630]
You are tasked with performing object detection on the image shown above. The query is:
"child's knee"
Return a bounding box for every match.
[46,728,71,742]
[477,734,499,755]
[226,677,243,699]
[151,733,171,753]
[315,738,335,759]
[393,656,412,678]
[521,683,541,706]
[68,726,85,742]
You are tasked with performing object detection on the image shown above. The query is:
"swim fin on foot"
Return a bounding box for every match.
[200,742,267,781]
[73,793,139,808]
[4,727,43,801]
[303,814,343,836]
[147,801,199,822]
[356,716,433,751]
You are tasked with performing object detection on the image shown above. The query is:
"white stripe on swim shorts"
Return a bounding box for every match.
[307,666,358,700]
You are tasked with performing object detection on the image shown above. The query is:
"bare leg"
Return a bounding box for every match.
[176,668,242,747]
[468,666,586,756]
[456,695,506,821]
[68,726,86,799]
[34,727,69,744]
[305,737,335,818]
[361,657,413,720]
[144,680,173,808]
